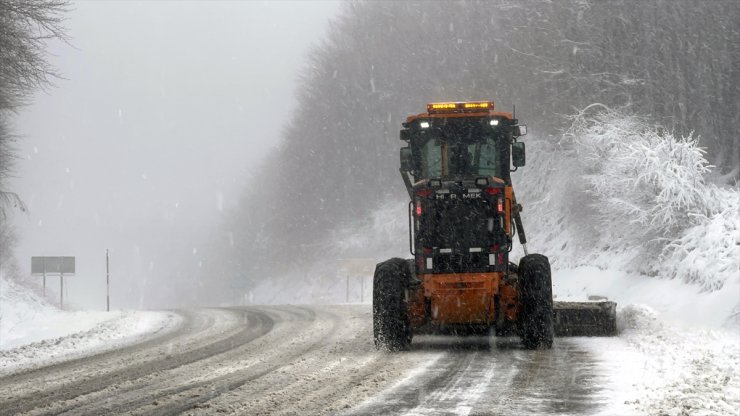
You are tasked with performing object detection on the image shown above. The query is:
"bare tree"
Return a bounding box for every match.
[0,0,68,219]
[0,0,68,285]
[0,0,68,108]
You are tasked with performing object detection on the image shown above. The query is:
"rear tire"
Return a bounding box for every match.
[518,254,554,349]
[373,258,412,351]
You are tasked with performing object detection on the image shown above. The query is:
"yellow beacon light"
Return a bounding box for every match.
[427,101,494,113]
[463,101,492,110]
[429,102,457,110]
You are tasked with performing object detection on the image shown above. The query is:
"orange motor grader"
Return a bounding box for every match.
[373,101,617,350]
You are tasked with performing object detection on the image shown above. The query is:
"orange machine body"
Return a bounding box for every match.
[407,271,520,328]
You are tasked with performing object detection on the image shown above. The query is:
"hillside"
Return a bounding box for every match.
[202,1,739,300]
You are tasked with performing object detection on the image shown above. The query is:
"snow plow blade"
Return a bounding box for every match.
[553,301,617,336]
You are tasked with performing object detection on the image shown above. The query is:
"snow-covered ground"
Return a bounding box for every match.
[0,276,180,375]
[604,305,738,416]
[554,267,740,415]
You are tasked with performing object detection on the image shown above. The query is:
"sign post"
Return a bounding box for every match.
[31,256,75,310]
[337,258,376,304]
[60,271,64,309]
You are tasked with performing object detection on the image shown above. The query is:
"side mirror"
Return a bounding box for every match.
[512,142,526,168]
[400,129,411,141]
[400,147,412,171]
[513,125,527,137]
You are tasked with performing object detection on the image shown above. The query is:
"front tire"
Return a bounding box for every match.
[518,254,554,349]
[373,258,411,351]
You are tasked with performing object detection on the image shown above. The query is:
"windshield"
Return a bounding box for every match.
[416,119,501,178]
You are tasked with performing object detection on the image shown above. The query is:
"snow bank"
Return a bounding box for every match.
[0,276,180,375]
[555,267,739,416]
[0,275,60,349]
[584,305,740,416]
[554,267,740,330]
[616,306,739,416]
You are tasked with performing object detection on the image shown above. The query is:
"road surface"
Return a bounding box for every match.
[0,305,612,415]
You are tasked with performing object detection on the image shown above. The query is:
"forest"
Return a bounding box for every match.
[203,0,738,298]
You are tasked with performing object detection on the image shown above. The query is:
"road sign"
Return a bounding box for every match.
[31,256,75,310]
[336,258,375,278]
[31,257,75,274]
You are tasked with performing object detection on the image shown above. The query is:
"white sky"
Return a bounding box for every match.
[8,1,340,309]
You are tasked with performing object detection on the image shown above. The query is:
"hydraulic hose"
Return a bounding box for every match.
[511,191,529,256]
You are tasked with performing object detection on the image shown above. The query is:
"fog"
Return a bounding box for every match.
[8,1,340,309]
[7,1,737,311]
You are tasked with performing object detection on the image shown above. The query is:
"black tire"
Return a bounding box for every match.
[373,258,412,351]
[518,254,554,349]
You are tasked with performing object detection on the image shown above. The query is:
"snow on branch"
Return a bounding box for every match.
[564,106,719,237]
[563,106,739,291]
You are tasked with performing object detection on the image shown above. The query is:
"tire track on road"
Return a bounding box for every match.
[0,308,265,416]
[0,306,613,416]
[188,305,440,416]
[350,337,609,416]
[105,306,319,415]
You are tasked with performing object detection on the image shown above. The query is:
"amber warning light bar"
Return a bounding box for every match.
[427,101,494,113]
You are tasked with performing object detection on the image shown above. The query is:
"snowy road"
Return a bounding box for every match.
[5,304,733,415]
[350,337,609,416]
[0,305,623,416]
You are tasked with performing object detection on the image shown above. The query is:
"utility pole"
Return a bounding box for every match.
[106,249,110,312]
[60,272,64,310]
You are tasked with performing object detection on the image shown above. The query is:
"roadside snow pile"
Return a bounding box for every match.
[0,275,60,349]
[0,276,180,375]
[553,267,740,330]
[556,268,739,415]
[616,305,738,416]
